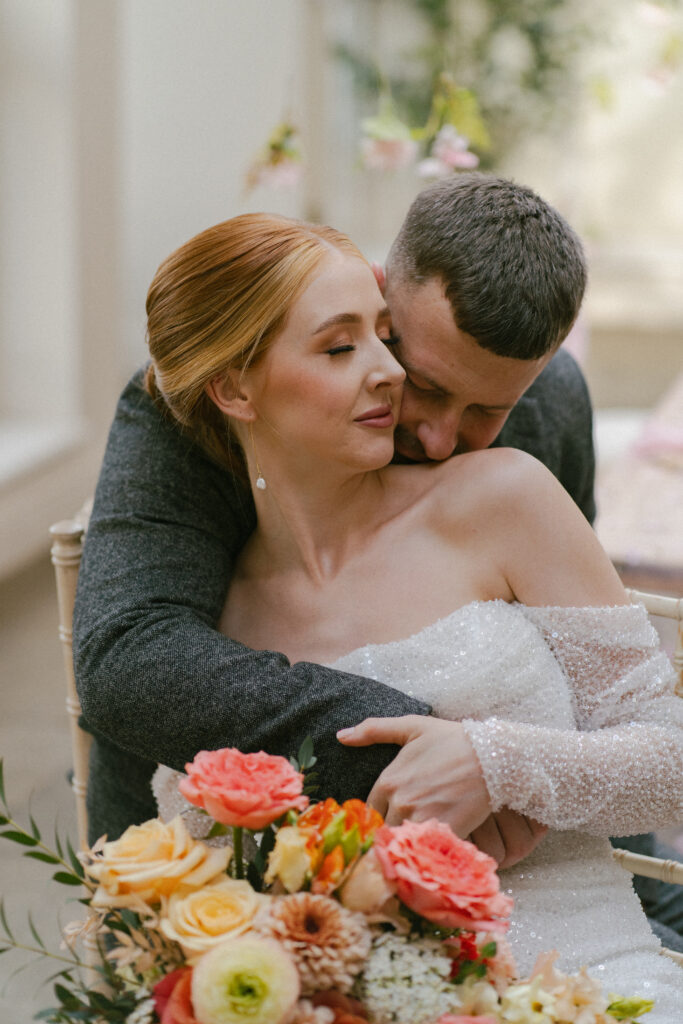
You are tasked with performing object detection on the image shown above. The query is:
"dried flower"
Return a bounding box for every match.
[253,892,371,994]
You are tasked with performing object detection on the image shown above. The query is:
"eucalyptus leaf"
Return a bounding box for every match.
[1,829,39,846]
[28,911,46,949]
[52,871,84,886]
[0,898,15,941]
[24,850,61,865]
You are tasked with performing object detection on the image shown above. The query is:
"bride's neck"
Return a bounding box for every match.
[244,464,389,583]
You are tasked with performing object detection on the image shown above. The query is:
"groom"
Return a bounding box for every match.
[74,174,592,844]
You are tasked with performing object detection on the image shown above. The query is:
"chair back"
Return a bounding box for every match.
[49,518,90,849]
[625,587,683,695]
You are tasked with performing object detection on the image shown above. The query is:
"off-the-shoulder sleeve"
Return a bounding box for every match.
[462,604,683,835]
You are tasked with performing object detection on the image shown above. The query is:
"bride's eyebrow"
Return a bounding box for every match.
[311,307,390,335]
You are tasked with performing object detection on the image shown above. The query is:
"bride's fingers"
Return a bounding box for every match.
[336,715,426,747]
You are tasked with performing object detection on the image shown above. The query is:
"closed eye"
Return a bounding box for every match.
[327,344,355,356]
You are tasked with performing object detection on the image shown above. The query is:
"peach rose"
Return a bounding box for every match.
[373,820,512,933]
[179,748,309,830]
[160,878,269,962]
[338,847,396,915]
[86,816,230,908]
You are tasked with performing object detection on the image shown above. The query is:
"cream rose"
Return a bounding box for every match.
[160,878,269,962]
[264,827,311,893]
[86,816,231,908]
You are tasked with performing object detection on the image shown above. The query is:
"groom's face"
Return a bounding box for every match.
[385,276,553,463]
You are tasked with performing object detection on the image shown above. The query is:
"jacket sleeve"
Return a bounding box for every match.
[73,371,431,797]
[463,605,683,835]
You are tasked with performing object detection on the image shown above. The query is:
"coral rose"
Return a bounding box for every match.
[179,748,309,829]
[154,968,200,1024]
[160,878,269,962]
[373,820,512,933]
[191,935,300,1024]
[86,817,230,908]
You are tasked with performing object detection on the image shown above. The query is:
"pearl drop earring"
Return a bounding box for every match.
[249,424,266,491]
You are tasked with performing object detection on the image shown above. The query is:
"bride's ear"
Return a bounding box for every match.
[205,370,256,423]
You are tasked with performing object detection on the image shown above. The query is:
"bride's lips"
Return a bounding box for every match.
[354,405,394,428]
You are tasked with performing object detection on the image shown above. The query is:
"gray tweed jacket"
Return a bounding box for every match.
[73,349,595,843]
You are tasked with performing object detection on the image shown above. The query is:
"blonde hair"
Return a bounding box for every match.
[145,212,366,474]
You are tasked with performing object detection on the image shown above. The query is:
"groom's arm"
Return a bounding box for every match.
[73,370,430,801]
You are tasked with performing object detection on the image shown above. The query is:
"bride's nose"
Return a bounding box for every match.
[367,341,406,391]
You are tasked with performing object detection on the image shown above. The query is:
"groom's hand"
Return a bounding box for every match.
[468,809,547,869]
[337,716,492,838]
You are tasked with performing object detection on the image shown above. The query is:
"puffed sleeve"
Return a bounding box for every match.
[462,605,683,835]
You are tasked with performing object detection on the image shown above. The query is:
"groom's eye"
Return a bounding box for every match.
[382,333,400,347]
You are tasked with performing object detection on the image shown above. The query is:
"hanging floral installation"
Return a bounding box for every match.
[245,122,303,193]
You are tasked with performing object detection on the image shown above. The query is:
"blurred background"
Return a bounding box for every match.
[1,1,681,1017]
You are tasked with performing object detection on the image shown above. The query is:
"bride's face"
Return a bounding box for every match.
[248,251,405,474]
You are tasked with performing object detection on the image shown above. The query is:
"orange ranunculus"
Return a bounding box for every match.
[373,820,513,934]
[153,968,200,1024]
[179,748,309,830]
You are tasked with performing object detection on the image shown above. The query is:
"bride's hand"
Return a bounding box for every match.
[337,715,492,837]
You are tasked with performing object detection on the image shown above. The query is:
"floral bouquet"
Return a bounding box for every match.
[0,748,654,1024]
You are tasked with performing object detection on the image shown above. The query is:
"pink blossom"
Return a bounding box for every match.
[360,137,418,170]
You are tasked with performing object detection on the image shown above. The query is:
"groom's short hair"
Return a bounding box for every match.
[386,173,586,360]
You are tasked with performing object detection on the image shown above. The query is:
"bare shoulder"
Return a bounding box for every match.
[424,447,562,523]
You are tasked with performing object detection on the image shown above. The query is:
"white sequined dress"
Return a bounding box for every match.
[155,602,683,1020]
[329,602,683,1021]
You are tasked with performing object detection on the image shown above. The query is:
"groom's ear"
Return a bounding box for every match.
[205,370,256,423]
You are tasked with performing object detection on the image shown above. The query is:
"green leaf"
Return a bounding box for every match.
[480,940,497,958]
[0,898,15,941]
[207,822,229,839]
[54,828,64,860]
[29,814,41,842]
[28,912,46,950]
[1,829,39,846]
[297,735,315,769]
[52,871,84,886]
[66,838,84,878]
[0,814,8,826]
[0,759,6,808]
[119,908,141,931]
[24,850,61,865]
[54,981,86,1010]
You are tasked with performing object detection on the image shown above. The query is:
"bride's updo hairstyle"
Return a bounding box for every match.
[145,212,365,475]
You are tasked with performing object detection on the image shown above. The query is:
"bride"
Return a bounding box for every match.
[147,212,683,1020]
